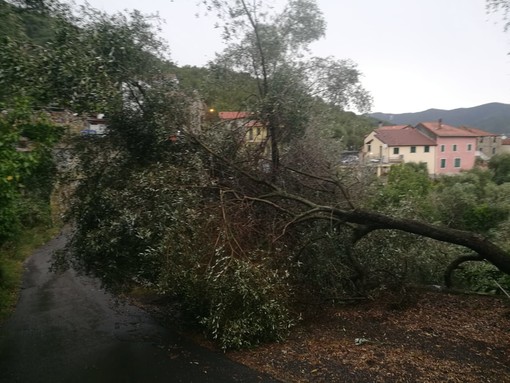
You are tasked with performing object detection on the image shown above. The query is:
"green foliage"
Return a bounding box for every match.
[60,79,295,348]
[66,136,294,349]
[67,157,204,288]
[369,163,433,219]
[173,64,259,112]
[432,170,510,233]
[12,0,508,351]
[327,109,377,151]
[452,261,510,294]
[360,165,510,291]
[203,0,371,170]
[371,166,510,236]
[291,227,359,299]
[0,103,62,243]
[0,0,169,113]
[194,256,292,350]
[488,152,510,184]
[354,230,455,290]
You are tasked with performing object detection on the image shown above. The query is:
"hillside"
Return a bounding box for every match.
[370,103,510,135]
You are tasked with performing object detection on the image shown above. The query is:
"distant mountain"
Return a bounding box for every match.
[369,103,510,135]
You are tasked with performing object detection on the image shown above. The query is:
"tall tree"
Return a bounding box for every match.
[201,0,371,174]
[0,0,170,113]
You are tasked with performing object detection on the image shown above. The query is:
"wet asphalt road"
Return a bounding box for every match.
[0,231,278,383]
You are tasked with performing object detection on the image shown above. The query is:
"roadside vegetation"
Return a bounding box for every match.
[0,226,59,322]
[0,105,63,321]
[1,0,510,357]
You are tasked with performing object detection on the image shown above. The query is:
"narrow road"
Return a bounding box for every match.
[0,231,278,383]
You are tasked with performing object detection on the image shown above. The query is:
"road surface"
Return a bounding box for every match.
[0,231,278,383]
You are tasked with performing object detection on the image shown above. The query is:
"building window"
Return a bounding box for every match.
[367,144,371,152]
[248,128,253,141]
[393,147,399,155]
[440,159,446,168]
[424,145,430,153]
[454,158,461,168]
[493,148,496,154]
[480,137,484,143]
[452,144,457,151]
[410,146,416,153]
[493,137,497,143]
[441,145,445,152]
[467,144,472,151]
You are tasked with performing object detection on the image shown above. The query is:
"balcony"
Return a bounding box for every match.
[388,155,404,163]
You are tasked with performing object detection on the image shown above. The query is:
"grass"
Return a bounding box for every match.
[0,225,60,323]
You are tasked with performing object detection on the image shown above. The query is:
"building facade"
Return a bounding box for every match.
[362,121,493,176]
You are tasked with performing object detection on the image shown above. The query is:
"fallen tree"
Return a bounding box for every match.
[193,134,510,287]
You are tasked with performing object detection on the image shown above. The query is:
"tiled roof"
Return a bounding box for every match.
[218,111,252,120]
[502,138,510,145]
[418,122,478,137]
[376,125,411,131]
[219,111,262,128]
[459,126,498,137]
[246,120,262,127]
[375,126,436,146]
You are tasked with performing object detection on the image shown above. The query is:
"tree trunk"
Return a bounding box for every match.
[444,254,484,288]
[332,208,510,276]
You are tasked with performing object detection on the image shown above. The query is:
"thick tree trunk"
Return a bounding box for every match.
[191,138,510,278]
[331,208,510,276]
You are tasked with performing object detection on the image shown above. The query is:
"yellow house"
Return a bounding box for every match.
[363,125,437,175]
[218,111,268,145]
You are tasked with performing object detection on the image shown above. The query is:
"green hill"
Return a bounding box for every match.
[370,103,510,135]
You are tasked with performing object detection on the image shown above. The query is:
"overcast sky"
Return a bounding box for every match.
[75,0,510,114]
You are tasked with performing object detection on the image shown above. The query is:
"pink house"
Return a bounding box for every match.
[362,121,488,176]
[415,122,478,175]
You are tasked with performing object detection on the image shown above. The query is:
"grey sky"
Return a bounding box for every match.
[76,0,510,113]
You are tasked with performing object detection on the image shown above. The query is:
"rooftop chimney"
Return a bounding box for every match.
[438,118,442,128]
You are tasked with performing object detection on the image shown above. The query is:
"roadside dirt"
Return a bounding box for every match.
[223,291,510,382]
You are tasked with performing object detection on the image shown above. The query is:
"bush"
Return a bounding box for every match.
[452,261,510,294]
[197,256,293,350]
[0,104,62,244]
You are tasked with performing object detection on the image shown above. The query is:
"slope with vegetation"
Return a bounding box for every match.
[0,1,66,319]
[370,102,510,135]
[1,3,509,372]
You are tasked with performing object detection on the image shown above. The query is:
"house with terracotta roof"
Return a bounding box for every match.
[363,121,486,176]
[415,121,478,174]
[458,126,501,159]
[501,138,510,154]
[218,111,268,145]
[363,125,437,175]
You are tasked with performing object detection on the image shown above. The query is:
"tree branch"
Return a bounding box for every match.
[444,254,484,288]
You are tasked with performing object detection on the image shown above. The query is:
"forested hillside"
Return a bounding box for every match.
[370,102,510,134]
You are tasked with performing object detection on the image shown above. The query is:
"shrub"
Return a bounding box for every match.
[452,261,510,294]
[184,256,293,350]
